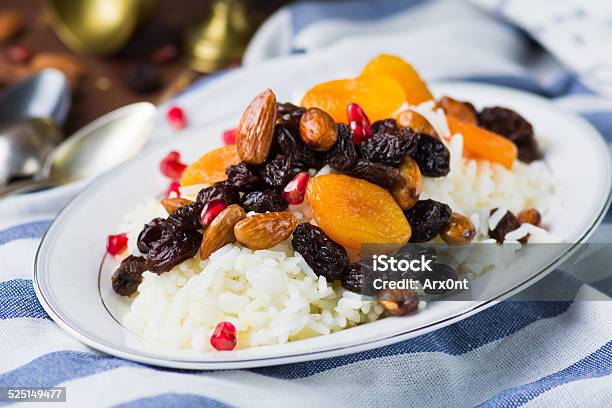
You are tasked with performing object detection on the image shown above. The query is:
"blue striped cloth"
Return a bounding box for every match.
[2,0,612,406]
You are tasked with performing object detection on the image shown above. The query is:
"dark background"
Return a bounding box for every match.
[0,0,288,134]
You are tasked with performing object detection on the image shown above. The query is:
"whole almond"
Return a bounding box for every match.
[396,110,438,139]
[200,204,246,259]
[391,157,422,210]
[161,197,193,214]
[236,89,277,165]
[299,107,337,151]
[0,11,23,42]
[234,212,297,250]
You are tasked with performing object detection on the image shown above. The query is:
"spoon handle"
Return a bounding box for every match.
[0,179,56,199]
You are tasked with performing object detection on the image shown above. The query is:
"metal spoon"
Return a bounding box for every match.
[0,69,71,125]
[0,102,157,197]
[0,118,63,185]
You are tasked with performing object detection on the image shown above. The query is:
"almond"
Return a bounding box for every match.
[200,204,246,259]
[236,89,277,165]
[396,110,438,139]
[234,212,297,250]
[390,157,422,210]
[0,11,23,42]
[299,107,337,151]
[161,197,193,214]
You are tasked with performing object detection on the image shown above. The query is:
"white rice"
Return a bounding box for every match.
[123,243,382,351]
[120,102,559,351]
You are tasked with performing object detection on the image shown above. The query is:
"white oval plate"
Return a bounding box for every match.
[34,77,611,369]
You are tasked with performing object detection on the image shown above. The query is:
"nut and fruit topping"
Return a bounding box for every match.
[180,145,240,187]
[307,174,411,250]
[404,199,452,243]
[167,105,187,129]
[347,102,373,144]
[161,197,193,214]
[107,233,128,256]
[160,151,187,180]
[517,208,542,226]
[438,96,478,124]
[377,288,420,316]
[210,321,237,351]
[299,107,338,151]
[395,110,438,139]
[164,181,181,198]
[440,212,476,244]
[200,204,246,259]
[111,255,147,296]
[282,171,309,205]
[236,89,277,165]
[390,157,422,210]
[200,199,228,227]
[234,212,297,250]
[292,223,349,281]
[223,128,237,145]
[489,209,520,243]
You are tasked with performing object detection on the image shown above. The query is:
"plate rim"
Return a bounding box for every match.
[33,81,612,369]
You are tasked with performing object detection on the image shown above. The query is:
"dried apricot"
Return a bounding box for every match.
[306,174,411,250]
[180,145,240,187]
[361,54,434,105]
[447,116,517,169]
[301,75,406,123]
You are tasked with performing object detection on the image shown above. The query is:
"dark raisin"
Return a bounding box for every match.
[275,124,323,169]
[137,218,166,253]
[197,182,240,207]
[111,255,147,296]
[145,230,202,274]
[166,202,202,232]
[261,155,300,189]
[488,209,520,242]
[341,263,365,293]
[348,159,401,189]
[291,223,349,281]
[478,106,542,163]
[276,102,306,129]
[371,118,398,133]
[241,190,288,213]
[325,124,357,172]
[410,133,450,177]
[516,136,542,163]
[225,162,263,191]
[360,120,417,165]
[405,199,452,243]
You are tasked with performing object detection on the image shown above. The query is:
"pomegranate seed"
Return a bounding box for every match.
[347,103,373,144]
[160,151,187,180]
[107,233,128,256]
[200,199,227,226]
[282,171,309,205]
[210,321,237,351]
[223,128,237,145]
[167,105,187,130]
[165,181,181,198]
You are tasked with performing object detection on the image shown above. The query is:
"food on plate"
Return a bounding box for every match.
[109,54,557,352]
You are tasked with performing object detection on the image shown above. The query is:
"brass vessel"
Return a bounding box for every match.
[48,0,158,56]
[184,0,256,73]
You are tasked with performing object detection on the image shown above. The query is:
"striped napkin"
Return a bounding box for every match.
[2,0,612,406]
